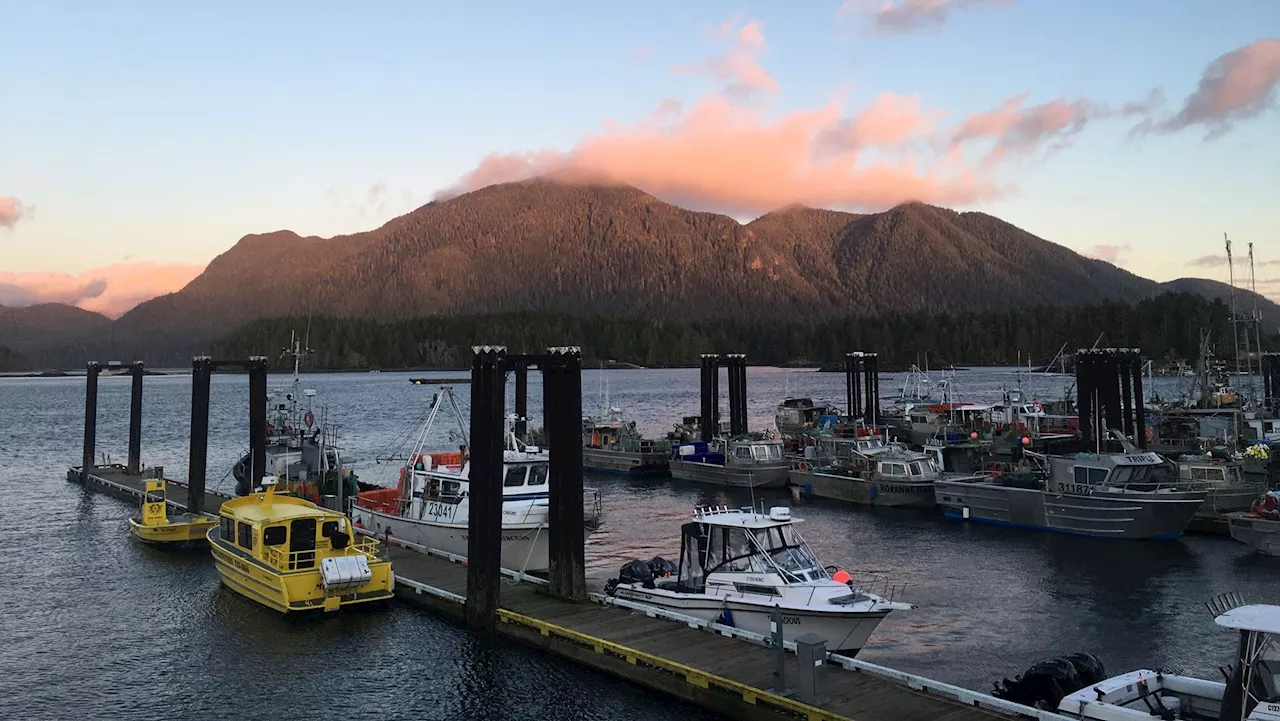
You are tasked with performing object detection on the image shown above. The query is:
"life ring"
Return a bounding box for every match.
[303,410,315,428]
[795,461,812,472]
[1145,427,1154,443]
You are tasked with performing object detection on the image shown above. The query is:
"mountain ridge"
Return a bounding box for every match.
[2,178,1275,367]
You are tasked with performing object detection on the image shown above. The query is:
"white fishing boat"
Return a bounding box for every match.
[605,505,911,655]
[351,386,602,573]
[1051,594,1280,720]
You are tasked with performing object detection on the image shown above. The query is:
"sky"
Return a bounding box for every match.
[2,1,1279,317]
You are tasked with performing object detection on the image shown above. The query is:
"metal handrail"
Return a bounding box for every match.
[261,538,382,570]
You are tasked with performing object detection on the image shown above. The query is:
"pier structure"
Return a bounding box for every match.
[67,352,1066,721]
[467,346,586,632]
[1075,348,1146,449]
[81,360,147,481]
[698,353,749,442]
[845,352,880,425]
[187,356,269,514]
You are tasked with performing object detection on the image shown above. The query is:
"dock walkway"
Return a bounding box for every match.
[70,464,1064,721]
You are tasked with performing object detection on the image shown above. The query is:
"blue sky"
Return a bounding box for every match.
[2,1,1279,312]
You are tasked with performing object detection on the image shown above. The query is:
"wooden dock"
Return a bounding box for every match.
[69,464,1063,721]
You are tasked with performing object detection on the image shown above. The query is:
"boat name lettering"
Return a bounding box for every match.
[877,485,920,495]
[746,576,765,583]
[782,615,801,625]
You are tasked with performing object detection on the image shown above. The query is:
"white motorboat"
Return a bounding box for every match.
[999,593,1280,720]
[605,505,911,655]
[352,386,602,573]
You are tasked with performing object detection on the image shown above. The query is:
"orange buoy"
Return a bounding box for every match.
[832,569,852,584]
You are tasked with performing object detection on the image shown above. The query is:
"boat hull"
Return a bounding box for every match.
[128,515,217,549]
[352,506,551,572]
[669,460,790,488]
[208,533,395,613]
[583,447,670,475]
[1227,513,1280,556]
[934,479,1205,540]
[612,586,887,655]
[790,469,934,507]
[1187,484,1266,534]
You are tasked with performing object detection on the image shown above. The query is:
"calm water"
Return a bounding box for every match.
[2,366,1277,719]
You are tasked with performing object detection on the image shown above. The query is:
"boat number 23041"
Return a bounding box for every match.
[424,501,455,518]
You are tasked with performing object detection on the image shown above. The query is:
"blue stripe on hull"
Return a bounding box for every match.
[941,511,1182,540]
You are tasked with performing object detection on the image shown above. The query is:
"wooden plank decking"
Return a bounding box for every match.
[68,464,231,514]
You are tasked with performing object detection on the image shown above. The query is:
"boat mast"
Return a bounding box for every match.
[1227,234,1245,380]
[1250,241,1264,406]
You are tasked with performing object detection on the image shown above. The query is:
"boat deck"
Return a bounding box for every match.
[387,545,1024,721]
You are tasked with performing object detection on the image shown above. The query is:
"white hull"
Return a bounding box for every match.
[353,506,550,573]
[612,586,888,654]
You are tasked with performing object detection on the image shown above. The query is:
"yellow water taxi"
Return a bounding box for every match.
[128,479,218,549]
[208,478,394,613]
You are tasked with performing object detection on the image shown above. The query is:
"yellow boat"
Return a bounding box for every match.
[208,478,394,613]
[128,479,218,549]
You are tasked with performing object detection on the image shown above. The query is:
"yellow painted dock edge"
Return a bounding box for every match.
[496,608,852,721]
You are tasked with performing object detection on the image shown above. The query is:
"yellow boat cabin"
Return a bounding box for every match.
[208,479,394,613]
[128,479,218,549]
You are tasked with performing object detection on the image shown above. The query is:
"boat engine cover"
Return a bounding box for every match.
[321,556,372,591]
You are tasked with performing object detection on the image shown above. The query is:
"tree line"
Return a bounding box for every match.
[206,292,1251,371]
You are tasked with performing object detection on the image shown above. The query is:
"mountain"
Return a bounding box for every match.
[7,178,1280,368]
[1159,277,1280,331]
[0,303,111,349]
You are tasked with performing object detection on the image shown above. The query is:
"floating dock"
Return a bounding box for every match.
[69,463,1065,721]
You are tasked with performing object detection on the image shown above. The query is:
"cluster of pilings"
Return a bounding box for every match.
[1262,352,1280,415]
[844,352,880,424]
[80,356,269,516]
[468,346,586,632]
[1075,348,1146,450]
[81,361,146,480]
[698,353,748,441]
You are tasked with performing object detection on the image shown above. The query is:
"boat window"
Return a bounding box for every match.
[752,445,769,461]
[768,445,781,459]
[908,461,929,476]
[735,446,752,459]
[289,517,317,570]
[237,521,253,549]
[263,525,287,546]
[527,465,548,487]
[503,466,527,487]
[321,520,338,538]
[220,516,235,541]
[882,463,908,477]
[145,489,164,504]
[1073,466,1109,484]
[442,481,462,497]
[1190,466,1226,482]
[754,525,821,575]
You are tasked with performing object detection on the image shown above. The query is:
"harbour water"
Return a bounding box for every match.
[4,365,1277,719]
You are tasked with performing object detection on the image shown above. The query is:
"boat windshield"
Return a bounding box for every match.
[752,524,821,576]
[1108,462,1179,490]
[1249,634,1280,704]
[145,489,164,504]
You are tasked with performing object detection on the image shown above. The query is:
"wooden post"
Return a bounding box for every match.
[545,346,586,601]
[127,362,144,475]
[248,357,268,489]
[699,354,716,442]
[465,345,506,632]
[514,365,528,441]
[188,357,212,515]
[1132,352,1147,450]
[81,361,100,481]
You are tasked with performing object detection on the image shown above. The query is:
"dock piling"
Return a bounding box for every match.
[726,354,747,436]
[544,346,586,601]
[81,361,100,482]
[248,357,268,488]
[1076,349,1145,449]
[514,365,528,442]
[126,362,144,475]
[771,604,785,693]
[188,357,212,515]
[466,345,507,632]
[699,354,717,442]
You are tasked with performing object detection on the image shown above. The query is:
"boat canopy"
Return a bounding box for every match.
[1216,605,1280,635]
[677,509,823,592]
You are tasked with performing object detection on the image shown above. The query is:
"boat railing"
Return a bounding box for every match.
[261,538,382,570]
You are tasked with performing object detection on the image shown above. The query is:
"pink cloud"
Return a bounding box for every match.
[673,18,778,102]
[0,197,29,229]
[629,44,654,61]
[1141,38,1280,139]
[843,0,1013,35]
[953,92,1157,165]
[1188,254,1226,268]
[816,93,946,154]
[1082,244,1130,264]
[0,262,204,317]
